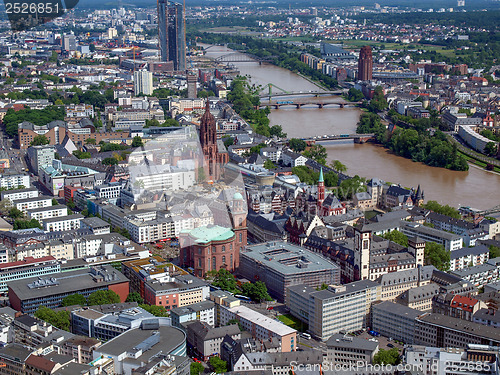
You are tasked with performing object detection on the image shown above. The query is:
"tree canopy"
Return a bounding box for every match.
[289,138,307,152]
[373,348,400,365]
[87,290,121,306]
[423,201,461,219]
[30,135,50,146]
[209,356,228,374]
[240,281,272,302]
[126,292,144,304]
[35,306,71,331]
[62,293,87,307]
[425,242,450,271]
[210,269,239,294]
[382,230,408,247]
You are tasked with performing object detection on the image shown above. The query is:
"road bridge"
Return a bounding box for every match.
[301,134,375,144]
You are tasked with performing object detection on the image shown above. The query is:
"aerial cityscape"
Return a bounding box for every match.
[0,0,497,374]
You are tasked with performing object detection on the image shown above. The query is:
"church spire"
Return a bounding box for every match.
[319,167,324,183]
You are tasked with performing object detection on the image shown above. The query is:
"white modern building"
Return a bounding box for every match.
[27,205,68,221]
[0,188,38,203]
[14,196,52,213]
[0,174,30,190]
[134,70,153,96]
[43,214,84,232]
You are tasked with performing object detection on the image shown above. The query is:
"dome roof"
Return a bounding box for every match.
[233,192,244,200]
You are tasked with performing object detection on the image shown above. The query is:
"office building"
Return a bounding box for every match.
[134,70,153,96]
[0,256,60,294]
[187,73,197,98]
[400,221,464,251]
[157,0,186,71]
[371,301,422,344]
[122,257,209,310]
[414,313,500,348]
[326,334,379,365]
[170,300,215,329]
[405,345,499,375]
[92,322,187,374]
[63,34,76,52]
[186,321,240,361]
[239,242,340,302]
[8,266,129,314]
[358,46,373,81]
[218,303,297,352]
[286,281,381,341]
[72,305,157,341]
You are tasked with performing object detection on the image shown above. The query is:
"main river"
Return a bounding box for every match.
[204,45,500,210]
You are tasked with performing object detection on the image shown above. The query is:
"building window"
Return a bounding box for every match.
[239,233,243,242]
[198,258,201,267]
[212,257,216,270]
[222,245,225,252]
[222,256,226,264]
[230,254,233,267]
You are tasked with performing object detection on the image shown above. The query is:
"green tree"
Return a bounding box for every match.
[303,144,327,165]
[382,230,409,247]
[52,198,58,206]
[73,150,92,159]
[423,201,461,219]
[209,356,228,374]
[87,290,121,306]
[270,125,286,138]
[30,135,50,146]
[139,304,169,317]
[210,269,239,294]
[490,246,500,259]
[85,138,96,145]
[263,159,276,170]
[67,198,76,210]
[316,283,329,291]
[227,318,243,331]
[34,306,70,331]
[13,219,42,230]
[347,88,364,101]
[289,138,307,152]
[132,136,144,147]
[484,142,498,157]
[323,171,339,187]
[331,160,347,173]
[190,362,205,375]
[425,242,450,271]
[373,348,400,365]
[126,292,144,304]
[8,207,24,219]
[102,157,119,165]
[241,281,272,302]
[62,293,87,307]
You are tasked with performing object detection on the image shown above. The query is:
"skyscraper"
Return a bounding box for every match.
[358,46,373,81]
[157,0,186,71]
[134,70,153,96]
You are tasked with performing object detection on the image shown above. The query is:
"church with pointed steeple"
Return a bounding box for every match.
[199,101,229,181]
[295,167,346,217]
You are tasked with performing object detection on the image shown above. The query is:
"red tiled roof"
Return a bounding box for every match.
[25,355,57,372]
[451,294,478,312]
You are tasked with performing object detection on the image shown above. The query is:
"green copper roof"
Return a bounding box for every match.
[185,225,234,244]
[318,167,324,183]
[233,192,244,200]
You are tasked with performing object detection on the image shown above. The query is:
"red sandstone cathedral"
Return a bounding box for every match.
[199,101,229,181]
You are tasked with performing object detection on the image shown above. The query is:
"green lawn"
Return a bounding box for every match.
[278,313,308,332]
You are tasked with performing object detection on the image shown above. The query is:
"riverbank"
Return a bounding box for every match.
[203,44,500,210]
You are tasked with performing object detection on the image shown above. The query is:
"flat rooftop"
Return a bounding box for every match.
[8,265,127,301]
[228,305,296,336]
[96,324,185,366]
[241,242,339,275]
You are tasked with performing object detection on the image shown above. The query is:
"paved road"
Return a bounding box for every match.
[0,130,28,174]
